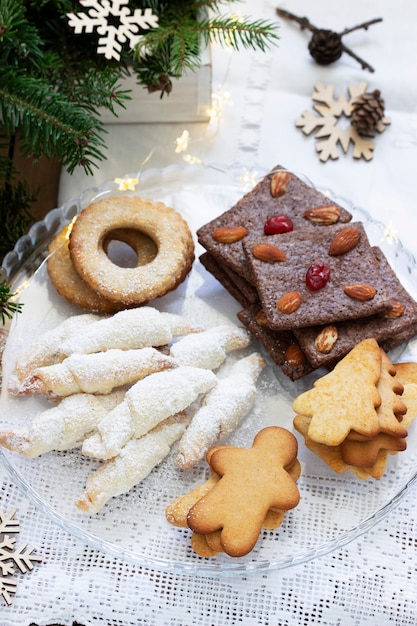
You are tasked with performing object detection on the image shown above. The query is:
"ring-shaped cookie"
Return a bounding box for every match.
[69,196,195,306]
[47,223,158,312]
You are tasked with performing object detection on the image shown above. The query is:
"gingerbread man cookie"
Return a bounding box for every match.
[186,426,300,557]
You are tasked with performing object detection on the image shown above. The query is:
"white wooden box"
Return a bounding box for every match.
[100,48,212,124]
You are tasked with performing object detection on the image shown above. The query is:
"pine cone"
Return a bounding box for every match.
[147,74,173,95]
[308,29,343,65]
[351,89,385,137]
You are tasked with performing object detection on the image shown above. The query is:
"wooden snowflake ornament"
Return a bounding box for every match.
[296,82,391,162]
[0,508,42,606]
[67,0,159,61]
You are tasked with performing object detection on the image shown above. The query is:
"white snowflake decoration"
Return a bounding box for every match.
[67,0,159,61]
[0,508,42,606]
[296,82,391,162]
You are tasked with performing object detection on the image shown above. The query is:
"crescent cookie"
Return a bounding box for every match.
[69,196,195,306]
[0,390,125,457]
[8,312,100,389]
[176,352,266,469]
[59,307,202,357]
[14,347,177,399]
[81,365,218,460]
[169,325,251,370]
[76,413,190,514]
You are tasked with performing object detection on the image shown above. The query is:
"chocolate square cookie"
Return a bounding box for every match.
[237,304,316,380]
[199,252,253,308]
[293,247,417,367]
[242,222,392,331]
[197,166,352,283]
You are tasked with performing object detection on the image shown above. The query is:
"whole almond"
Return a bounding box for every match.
[285,343,306,367]
[270,171,291,197]
[315,325,338,354]
[343,284,376,301]
[255,309,269,326]
[277,290,302,314]
[384,300,405,319]
[252,243,286,262]
[212,226,248,243]
[303,205,341,225]
[329,226,360,255]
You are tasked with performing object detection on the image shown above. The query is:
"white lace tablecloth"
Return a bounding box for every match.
[3,0,417,624]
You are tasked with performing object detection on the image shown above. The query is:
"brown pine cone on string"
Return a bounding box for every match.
[351,89,385,137]
[308,29,343,65]
[276,8,383,72]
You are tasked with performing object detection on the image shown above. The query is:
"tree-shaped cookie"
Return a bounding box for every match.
[186,427,300,557]
[340,431,407,468]
[293,338,382,446]
[293,347,417,480]
[293,413,391,479]
[373,349,407,437]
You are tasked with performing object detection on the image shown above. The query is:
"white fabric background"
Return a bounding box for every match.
[2,0,417,623]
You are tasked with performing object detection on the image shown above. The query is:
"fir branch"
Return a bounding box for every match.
[202,15,279,51]
[134,23,197,76]
[189,0,243,12]
[0,0,44,67]
[0,70,108,174]
[0,279,23,325]
[69,68,132,116]
[134,13,279,89]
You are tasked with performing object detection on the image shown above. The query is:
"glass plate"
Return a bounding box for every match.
[1,163,417,577]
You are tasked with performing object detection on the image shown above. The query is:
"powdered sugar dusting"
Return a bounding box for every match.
[176,352,266,469]
[11,313,100,384]
[0,390,125,458]
[81,366,218,460]
[76,413,190,514]
[170,325,251,369]
[59,307,196,356]
[19,347,176,398]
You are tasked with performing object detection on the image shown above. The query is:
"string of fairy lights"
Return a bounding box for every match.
[110,9,264,193]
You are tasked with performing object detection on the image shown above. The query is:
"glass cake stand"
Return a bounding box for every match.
[1,163,417,576]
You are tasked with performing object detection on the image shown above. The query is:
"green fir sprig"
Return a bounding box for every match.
[133,2,279,94]
[0,0,132,176]
[0,0,279,170]
[0,0,279,256]
[0,279,22,325]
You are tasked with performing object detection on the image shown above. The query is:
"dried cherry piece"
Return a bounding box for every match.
[306,263,331,290]
[264,215,294,235]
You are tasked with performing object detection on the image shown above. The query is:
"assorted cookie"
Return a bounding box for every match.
[166,426,301,557]
[237,303,316,379]
[2,306,265,514]
[293,247,417,369]
[197,166,417,380]
[47,225,129,314]
[7,307,203,393]
[197,167,352,283]
[175,352,266,470]
[13,347,177,400]
[242,222,392,330]
[3,168,417,559]
[48,195,195,312]
[293,338,417,479]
